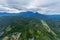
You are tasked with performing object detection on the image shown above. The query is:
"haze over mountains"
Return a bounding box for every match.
[0,11,60,30]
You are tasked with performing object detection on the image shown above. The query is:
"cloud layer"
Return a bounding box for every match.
[0,0,60,14]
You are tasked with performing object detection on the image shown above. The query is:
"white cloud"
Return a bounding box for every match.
[25,0,60,14]
[0,5,21,13]
[0,0,60,14]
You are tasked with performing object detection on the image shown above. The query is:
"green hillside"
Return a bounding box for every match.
[0,16,60,40]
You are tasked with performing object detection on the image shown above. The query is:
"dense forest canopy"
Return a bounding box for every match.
[0,11,60,40]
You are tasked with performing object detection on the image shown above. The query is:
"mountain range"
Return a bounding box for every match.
[0,11,60,38]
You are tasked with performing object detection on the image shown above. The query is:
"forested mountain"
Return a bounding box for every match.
[0,11,60,40]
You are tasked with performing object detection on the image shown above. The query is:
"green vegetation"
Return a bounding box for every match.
[0,16,60,40]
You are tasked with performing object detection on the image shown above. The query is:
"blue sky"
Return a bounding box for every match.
[0,0,60,14]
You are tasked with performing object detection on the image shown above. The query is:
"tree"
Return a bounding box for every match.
[0,17,59,40]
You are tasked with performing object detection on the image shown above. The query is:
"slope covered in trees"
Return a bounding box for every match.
[0,11,60,40]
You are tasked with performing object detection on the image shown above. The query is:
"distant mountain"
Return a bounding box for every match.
[0,11,44,16]
[0,11,60,37]
[0,11,60,24]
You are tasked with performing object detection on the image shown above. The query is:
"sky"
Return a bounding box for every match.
[0,0,60,14]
